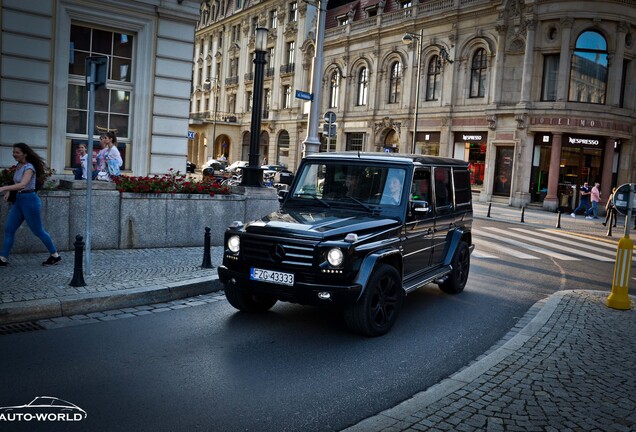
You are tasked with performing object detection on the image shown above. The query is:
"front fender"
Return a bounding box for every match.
[353,248,402,302]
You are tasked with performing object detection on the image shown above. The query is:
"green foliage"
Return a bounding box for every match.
[112,169,231,196]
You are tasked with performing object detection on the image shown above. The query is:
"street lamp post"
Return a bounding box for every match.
[242,27,268,187]
[402,31,453,155]
[302,0,327,157]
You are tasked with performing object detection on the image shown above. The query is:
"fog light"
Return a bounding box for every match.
[317,292,331,300]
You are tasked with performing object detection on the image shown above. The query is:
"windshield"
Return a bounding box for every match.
[290,162,407,208]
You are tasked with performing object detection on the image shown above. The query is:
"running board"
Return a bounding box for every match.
[403,266,452,294]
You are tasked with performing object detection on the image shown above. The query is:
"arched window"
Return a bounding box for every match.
[357,67,368,106]
[568,31,608,104]
[329,70,340,108]
[277,130,290,167]
[470,48,487,98]
[388,61,402,104]
[425,55,441,101]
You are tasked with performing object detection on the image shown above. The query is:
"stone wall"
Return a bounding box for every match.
[0,182,279,254]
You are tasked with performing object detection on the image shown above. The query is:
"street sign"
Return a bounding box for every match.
[85,56,108,90]
[187,131,195,139]
[323,123,336,138]
[614,183,636,215]
[324,111,336,124]
[295,90,313,101]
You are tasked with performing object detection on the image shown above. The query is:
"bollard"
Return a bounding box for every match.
[606,211,613,237]
[520,205,525,223]
[556,211,562,229]
[69,235,86,287]
[487,202,492,218]
[607,234,633,310]
[201,226,213,269]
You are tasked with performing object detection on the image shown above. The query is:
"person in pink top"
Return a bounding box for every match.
[585,182,601,219]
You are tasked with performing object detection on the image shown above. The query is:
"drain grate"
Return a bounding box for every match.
[0,321,46,336]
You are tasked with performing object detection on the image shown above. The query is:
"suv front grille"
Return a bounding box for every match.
[242,236,316,268]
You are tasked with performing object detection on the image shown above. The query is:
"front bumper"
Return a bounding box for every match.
[218,265,362,306]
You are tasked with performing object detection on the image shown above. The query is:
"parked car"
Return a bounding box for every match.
[201,159,229,177]
[186,161,196,173]
[218,152,474,336]
[261,164,294,186]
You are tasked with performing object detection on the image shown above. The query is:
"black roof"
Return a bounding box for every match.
[304,152,469,167]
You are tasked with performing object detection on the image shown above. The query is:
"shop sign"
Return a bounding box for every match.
[463,134,482,141]
[530,116,632,133]
[568,137,600,146]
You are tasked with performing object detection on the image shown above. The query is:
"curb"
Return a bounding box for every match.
[0,276,223,326]
[342,290,573,432]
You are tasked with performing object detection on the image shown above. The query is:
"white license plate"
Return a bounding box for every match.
[250,268,295,286]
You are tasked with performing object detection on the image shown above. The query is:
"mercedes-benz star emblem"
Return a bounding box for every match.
[271,244,286,262]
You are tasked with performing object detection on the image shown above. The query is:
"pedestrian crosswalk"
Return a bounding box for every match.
[472,227,633,262]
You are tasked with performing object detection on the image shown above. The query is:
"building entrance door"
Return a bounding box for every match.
[558,146,602,210]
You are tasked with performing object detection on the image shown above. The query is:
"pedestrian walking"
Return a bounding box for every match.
[602,187,617,227]
[585,182,601,219]
[570,182,591,217]
[0,143,61,267]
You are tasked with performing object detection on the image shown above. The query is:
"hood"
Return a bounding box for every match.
[243,208,400,240]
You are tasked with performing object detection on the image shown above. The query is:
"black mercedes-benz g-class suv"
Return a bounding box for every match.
[218,152,473,336]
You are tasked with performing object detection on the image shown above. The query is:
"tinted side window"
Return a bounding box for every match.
[433,167,453,209]
[453,169,472,207]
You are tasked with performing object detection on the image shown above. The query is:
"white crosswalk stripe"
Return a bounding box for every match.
[471,226,631,262]
[474,229,579,260]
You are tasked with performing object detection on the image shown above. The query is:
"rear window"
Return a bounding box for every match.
[453,169,471,206]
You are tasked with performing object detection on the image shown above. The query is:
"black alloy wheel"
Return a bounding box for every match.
[439,241,470,294]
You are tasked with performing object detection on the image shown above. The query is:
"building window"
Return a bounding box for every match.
[282,85,292,108]
[329,70,340,108]
[541,54,560,101]
[277,130,290,167]
[425,56,441,101]
[568,30,608,104]
[267,47,275,64]
[236,0,242,9]
[346,133,364,151]
[229,94,236,114]
[286,41,295,65]
[620,59,630,108]
[246,91,253,112]
[470,48,487,98]
[218,30,223,48]
[388,61,402,104]
[338,16,349,26]
[289,1,297,22]
[67,25,133,147]
[357,67,368,106]
[232,24,241,42]
[251,17,258,35]
[269,10,278,29]
[263,88,271,118]
[400,0,412,16]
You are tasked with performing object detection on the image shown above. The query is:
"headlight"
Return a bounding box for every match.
[327,248,344,267]
[228,235,240,253]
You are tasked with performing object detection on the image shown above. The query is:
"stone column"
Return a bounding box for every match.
[492,24,507,105]
[544,132,562,211]
[608,22,629,106]
[519,19,536,104]
[556,17,573,102]
[601,137,615,206]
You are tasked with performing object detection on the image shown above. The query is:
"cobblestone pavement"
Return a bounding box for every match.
[344,290,636,432]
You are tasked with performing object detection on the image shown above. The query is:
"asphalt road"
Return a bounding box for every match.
[0,220,614,432]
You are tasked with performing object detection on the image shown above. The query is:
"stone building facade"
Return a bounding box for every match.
[0,0,200,176]
[192,0,635,210]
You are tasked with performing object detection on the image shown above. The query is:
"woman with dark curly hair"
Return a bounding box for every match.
[0,143,60,266]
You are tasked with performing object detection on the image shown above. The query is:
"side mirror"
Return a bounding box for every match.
[278,189,288,202]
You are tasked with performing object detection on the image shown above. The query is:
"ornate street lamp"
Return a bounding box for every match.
[242,27,268,187]
[402,30,453,154]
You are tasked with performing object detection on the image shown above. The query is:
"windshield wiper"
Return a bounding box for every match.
[339,196,375,213]
[293,193,331,208]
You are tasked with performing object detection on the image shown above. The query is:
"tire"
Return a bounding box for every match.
[224,283,277,312]
[438,241,470,294]
[344,264,403,337]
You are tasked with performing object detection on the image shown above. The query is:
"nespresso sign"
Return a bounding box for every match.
[568,137,600,146]
[462,134,482,141]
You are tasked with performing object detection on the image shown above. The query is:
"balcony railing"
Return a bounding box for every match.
[280,63,295,74]
[245,72,254,81]
[265,67,275,78]
[225,76,239,86]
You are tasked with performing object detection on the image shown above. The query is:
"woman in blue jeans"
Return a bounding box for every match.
[0,143,61,267]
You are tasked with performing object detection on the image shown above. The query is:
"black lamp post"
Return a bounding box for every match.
[242,27,268,187]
